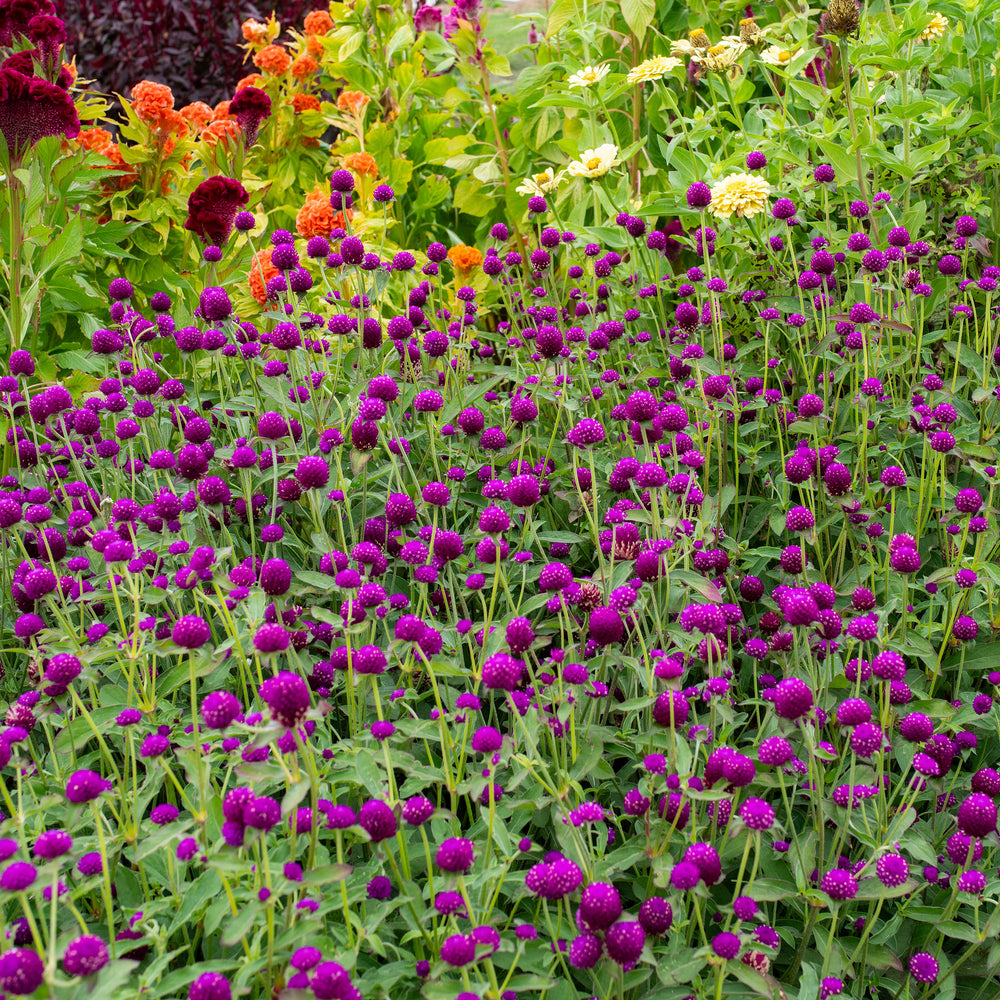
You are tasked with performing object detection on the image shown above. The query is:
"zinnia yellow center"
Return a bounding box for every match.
[534,173,549,184]
[779,50,790,60]
[586,157,602,170]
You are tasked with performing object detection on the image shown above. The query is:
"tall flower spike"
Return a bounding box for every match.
[229,86,272,147]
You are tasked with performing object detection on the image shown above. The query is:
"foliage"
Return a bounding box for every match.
[1,0,1000,999]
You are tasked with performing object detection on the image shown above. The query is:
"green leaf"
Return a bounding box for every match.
[221,904,260,946]
[619,0,655,38]
[546,0,579,37]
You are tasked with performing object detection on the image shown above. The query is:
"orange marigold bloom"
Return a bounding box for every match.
[303,10,334,33]
[296,184,336,239]
[448,244,483,272]
[236,73,264,92]
[291,93,321,114]
[291,54,319,78]
[77,127,113,153]
[211,101,233,122]
[336,90,369,115]
[249,247,280,305]
[254,44,292,74]
[179,102,213,131]
[242,18,269,43]
[201,120,240,147]
[343,151,377,177]
[131,80,174,124]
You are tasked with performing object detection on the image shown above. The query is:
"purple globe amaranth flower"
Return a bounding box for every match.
[0,861,37,892]
[62,935,108,976]
[259,672,310,728]
[568,932,602,969]
[172,615,211,649]
[739,798,775,830]
[908,952,939,984]
[686,182,712,208]
[578,882,622,930]
[712,932,740,959]
[65,769,109,803]
[436,837,475,873]
[638,896,672,934]
[0,947,45,995]
[604,921,645,965]
[957,793,997,837]
[773,677,813,720]
[201,691,241,730]
[821,869,858,900]
[358,800,397,842]
[189,971,232,1000]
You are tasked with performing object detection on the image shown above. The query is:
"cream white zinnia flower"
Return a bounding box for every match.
[567,144,620,179]
[759,45,793,67]
[567,64,611,89]
[515,167,564,197]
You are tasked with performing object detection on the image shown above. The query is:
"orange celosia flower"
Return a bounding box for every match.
[97,144,137,192]
[156,109,189,137]
[343,151,378,178]
[306,34,324,58]
[291,93,321,114]
[296,184,336,239]
[242,18,269,43]
[303,10,334,34]
[179,102,213,131]
[254,44,292,74]
[291,54,319,78]
[131,80,174,124]
[448,245,484,273]
[249,247,280,305]
[201,120,240,147]
[333,208,353,229]
[211,101,233,122]
[77,127,113,153]
[236,73,264,92]
[336,90,369,115]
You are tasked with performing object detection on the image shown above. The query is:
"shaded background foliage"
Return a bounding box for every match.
[55,0,315,104]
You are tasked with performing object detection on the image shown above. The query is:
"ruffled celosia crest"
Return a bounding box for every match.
[0,66,79,163]
[184,176,249,245]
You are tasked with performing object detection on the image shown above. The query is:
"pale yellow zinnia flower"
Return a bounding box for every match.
[567,64,611,89]
[626,55,682,84]
[515,168,564,197]
[919,13,948,40]
[708,173,771,218]
[567,144,620,179]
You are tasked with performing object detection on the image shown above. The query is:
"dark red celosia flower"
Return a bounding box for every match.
[0,0,56,47]
[229,86,272,147]
[0,67,79,164]
[26,13,64,73]
[185,176,249,245]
